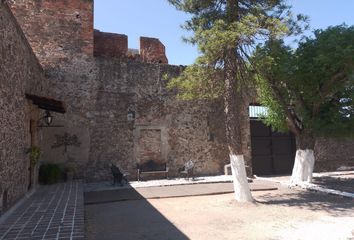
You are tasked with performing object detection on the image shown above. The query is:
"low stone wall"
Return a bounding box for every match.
[315,137,354,171]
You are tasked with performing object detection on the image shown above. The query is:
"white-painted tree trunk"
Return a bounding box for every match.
[230,154,254,202]
[290,149,315,185]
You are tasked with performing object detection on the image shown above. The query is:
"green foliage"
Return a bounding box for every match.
[167,0,308,99]
[254,25,354,137]
[26,146,41,166]
[38,163,64,185]
[168,63,223,99]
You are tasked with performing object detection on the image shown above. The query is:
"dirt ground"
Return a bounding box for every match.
[85,182,354,240]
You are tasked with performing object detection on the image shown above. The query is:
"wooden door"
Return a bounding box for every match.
[251,120,296,175]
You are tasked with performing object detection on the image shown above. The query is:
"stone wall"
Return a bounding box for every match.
[315,138,354,171]
[5,0,352,186]
[0,2,48,213]
[8,0,94,67]
[40,58,237,181]
[8,0,168,66]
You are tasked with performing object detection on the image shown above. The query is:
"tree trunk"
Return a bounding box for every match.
[290,134,316,185]
[224,53,253,202]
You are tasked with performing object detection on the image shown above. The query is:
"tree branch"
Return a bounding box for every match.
[313,71,348,115]
[267,76,302,136]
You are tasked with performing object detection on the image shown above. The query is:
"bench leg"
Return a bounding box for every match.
[123,175,128,184]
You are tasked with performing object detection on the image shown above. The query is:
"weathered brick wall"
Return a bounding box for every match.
[0,2,48,213]
[9,0,167,66]
[94,31,168,64]
[140,37,168,64]
[94,30,128,58]
[8,0,93,67]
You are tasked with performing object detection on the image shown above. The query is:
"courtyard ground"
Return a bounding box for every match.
[0,173,352,239]
[85,175,354,240]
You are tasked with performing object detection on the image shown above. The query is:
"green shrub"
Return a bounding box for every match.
[39,163,64,185]
[26,146,41,166]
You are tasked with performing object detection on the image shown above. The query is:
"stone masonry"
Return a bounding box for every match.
[6,0,239,182]
[94,30,128,58]
[40,59,233,181]
[8,0,94,67]
[0,1,49,213]
[94,30,169,64]
[140,37,168,64]
[315,138,354,171]
[3,0,353,187]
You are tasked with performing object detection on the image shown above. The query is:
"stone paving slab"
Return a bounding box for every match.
[84,180,278,205]
[0,181,84,240]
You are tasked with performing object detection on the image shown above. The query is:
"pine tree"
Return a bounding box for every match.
[253,25,354,185]
[168,0,306,201]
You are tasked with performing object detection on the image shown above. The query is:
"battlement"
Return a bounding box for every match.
[94,30,168,64]
[8,0,168,66]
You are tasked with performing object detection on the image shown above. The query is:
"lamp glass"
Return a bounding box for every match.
[45,111,53,126]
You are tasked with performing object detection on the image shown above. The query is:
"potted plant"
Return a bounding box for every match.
[26,146,41,166]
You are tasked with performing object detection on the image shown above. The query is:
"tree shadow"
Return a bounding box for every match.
[256,188,354,217]
[312,176,354,193]
[84,184,189,240]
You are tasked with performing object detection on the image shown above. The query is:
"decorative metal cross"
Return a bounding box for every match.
[51,132,81,153]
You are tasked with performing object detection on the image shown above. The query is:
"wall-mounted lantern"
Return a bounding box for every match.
[37,110,64,128]
[127,109,136,122]
[44,110,53,126]
[26,94,66,128]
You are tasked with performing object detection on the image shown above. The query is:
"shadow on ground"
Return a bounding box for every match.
[85,179,354,239]
[312,176,354,193]
[256,188,354,217]
[85,184,189,240]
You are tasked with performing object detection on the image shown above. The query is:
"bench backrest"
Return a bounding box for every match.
[137,160,166,172]
[184,160,194,170]
[111,164,122,175]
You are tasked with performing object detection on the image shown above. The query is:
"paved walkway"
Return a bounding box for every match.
[84,180,278,205]
[0,181,84,240]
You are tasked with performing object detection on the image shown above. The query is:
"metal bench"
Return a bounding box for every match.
[111,164,129,186]
[137,160,169,181]
[179,160,195,179]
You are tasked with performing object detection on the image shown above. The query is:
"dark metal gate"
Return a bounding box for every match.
[251,120,296,175]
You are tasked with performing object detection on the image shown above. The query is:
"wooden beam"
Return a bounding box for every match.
[25,94,66,113]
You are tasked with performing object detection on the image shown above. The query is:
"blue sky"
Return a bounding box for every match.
[94,0,354,66]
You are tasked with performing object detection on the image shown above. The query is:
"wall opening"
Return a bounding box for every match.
[249,105,296,175]
[249,105,268,119]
